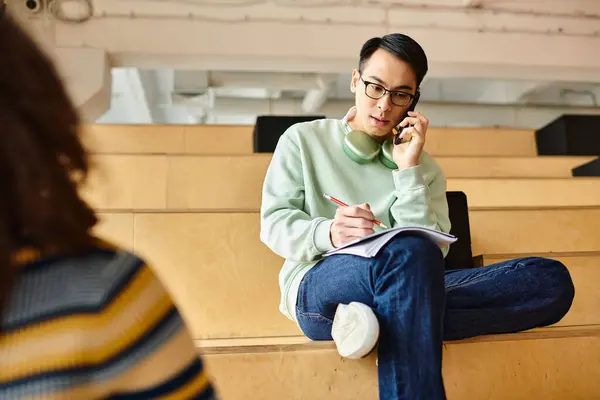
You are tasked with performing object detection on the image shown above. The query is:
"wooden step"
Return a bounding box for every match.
[445,178,600,209]
[83,125,537,156]
[82,125,254,155]
[198,328,600,400]
[94,209,600,340]
[438,156,594,178]
[195,325,600,353]
[82,155,600,211]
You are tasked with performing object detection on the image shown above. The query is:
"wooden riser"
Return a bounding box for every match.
[82,125,255,155]
[82,155,600,211]
[435,156,594,178]
[201,334,600,400]
[94,210,600,340]
[82,125,537,156]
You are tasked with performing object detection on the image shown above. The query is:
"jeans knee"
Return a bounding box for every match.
[374,234,445,279]
[546,258,575,309]
[387,234,444,261]
[525,257,575,319]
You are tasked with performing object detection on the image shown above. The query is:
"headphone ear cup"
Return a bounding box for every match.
[379,139,398,169]
[343,130,381,164]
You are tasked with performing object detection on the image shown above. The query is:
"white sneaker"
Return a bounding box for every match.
[331,302,380,359]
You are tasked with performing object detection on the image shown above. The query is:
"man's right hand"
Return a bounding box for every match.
[330,203,375,248]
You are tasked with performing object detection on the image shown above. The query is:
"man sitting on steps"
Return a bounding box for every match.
[259,33,575,400]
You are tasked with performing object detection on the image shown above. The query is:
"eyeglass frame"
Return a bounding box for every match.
[358,75,418,107]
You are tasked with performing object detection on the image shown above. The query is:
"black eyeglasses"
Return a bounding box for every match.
[359,76,415,107]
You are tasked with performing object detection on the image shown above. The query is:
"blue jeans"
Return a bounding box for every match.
[295,235,575,400]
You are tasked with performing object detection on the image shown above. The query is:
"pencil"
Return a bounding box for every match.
[323,193,389,229]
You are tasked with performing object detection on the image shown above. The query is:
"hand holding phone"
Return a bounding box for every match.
[392,109,429,170]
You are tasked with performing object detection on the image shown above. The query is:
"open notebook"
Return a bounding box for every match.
[325,226,457,258]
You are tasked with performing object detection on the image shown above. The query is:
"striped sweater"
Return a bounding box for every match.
[0,244,217,399]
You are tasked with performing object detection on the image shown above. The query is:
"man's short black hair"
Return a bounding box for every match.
[358,33,428,88]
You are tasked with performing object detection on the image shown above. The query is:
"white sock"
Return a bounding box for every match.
[331,302,380,359]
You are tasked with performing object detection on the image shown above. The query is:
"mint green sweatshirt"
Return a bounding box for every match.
[259,118,451,321]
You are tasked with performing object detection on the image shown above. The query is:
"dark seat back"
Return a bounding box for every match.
[572,157,600,176]
[536,114,600,156]
[445,191,474,270]
[253,115,326,153]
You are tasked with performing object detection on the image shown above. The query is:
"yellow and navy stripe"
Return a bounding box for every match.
[0,245,216,399]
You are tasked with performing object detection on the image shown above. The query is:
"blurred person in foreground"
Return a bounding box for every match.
[0,10,217,400]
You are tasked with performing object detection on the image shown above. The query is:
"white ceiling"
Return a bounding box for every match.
[14,0,600,127]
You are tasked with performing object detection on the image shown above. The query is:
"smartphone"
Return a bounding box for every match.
[394,90,421,145]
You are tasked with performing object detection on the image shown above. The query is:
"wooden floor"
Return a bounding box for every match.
[85,124,600,399]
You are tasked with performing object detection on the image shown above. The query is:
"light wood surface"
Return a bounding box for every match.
[84,123,600,399]
[436,156,594,178]
[82,124,255,155]
[196,325,600,354]
[82,124,538,156]
[82,154,600,211]
[201,335,600,400]
[93,210,600,339]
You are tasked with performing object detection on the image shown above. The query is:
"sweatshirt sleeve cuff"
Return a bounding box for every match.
[313,218,335,253]
[392,165,426,191]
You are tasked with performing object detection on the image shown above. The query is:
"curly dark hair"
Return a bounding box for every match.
[0,13,98,310]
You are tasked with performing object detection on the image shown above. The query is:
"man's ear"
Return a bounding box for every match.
[350,69,360,93]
